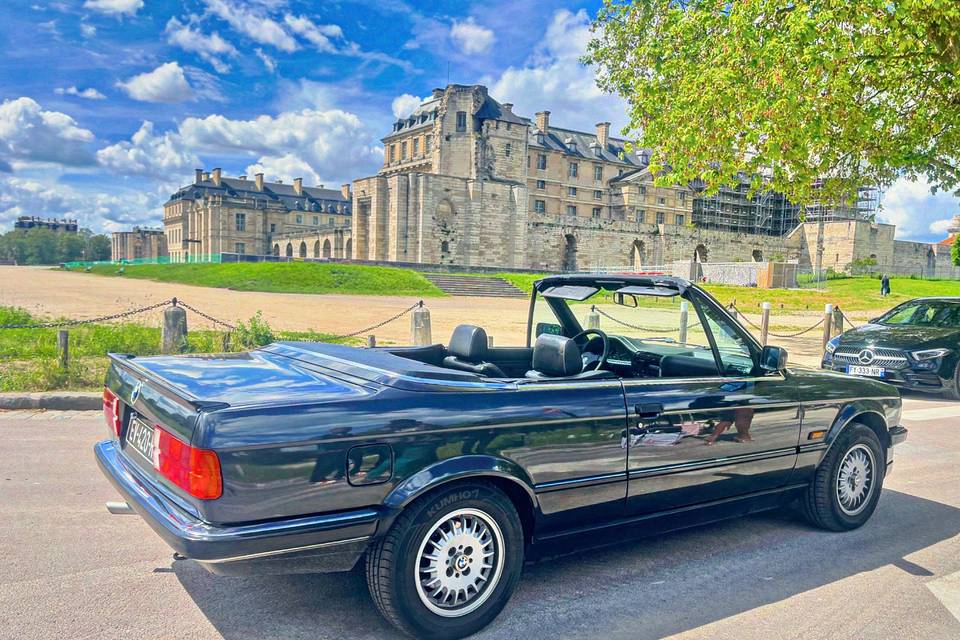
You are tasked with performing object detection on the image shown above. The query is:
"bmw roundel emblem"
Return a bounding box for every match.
[130,380,143,404]
[858,349,875,365]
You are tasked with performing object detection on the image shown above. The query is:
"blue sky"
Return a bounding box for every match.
[0,0,956,241]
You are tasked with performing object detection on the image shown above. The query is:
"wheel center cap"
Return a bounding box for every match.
[455,555,469,571]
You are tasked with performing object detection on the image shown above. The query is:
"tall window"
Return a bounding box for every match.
[568,186,577,196]
[656,211,665,224]
[639,185,647,194]
[637,209,645,223]
[425,134,432,151]
[566,204,577,217]
[235,242,245,255]
[536,179,546,190]
[456,111,467,132]
[401,141,408,160]
[534,199,546,213]
[504,142,511,157]
[537,153,547,170]
[389,145,396,162]
[658,196,666,204]
[592,207,601,218]
[235,213,245,231]
[313,216,318,225]
[296,214,303,224]
[679,191,686,201]
[676,214,685,226]
[568,162,578,178]
[270,223,276,233]
[594,165,603,180]
[413,138,420,155]
[593,189,602,200]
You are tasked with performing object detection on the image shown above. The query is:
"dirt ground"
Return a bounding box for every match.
[0,266,831,366]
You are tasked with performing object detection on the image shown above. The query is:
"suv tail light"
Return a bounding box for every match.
[103,387,121,438]
[151,426,222,500]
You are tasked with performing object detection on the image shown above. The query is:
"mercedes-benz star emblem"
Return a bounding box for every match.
[130,380,143,404]
[857,349,875,365]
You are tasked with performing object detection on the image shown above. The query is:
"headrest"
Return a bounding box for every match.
[449,324,488,361]
[532,334,582,377]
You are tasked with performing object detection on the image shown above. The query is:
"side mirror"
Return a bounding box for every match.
[759,345,788,372]
[535,322,562,337]
[613,292,639,307]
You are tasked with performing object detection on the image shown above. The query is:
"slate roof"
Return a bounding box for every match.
[527,125,649,168]
[167,176,351,214]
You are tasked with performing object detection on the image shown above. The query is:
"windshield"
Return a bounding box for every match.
[878,301,960,328]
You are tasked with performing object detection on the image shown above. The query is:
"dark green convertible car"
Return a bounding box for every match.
[97,274,907,639]
[822,297,960,399]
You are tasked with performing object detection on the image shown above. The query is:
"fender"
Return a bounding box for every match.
[821,399,890,463]
[383,454,539,512]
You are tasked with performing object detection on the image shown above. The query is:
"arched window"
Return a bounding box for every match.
[285,243,293,257]
[299,241,307,258]
[345,238,352,259]
[322,239,332,258]
[694,244,708,263]
[562,234,577,271]
[630,240,646,270]
[272,243,280,256]
[752,249,763,262]
[313,240,321,258]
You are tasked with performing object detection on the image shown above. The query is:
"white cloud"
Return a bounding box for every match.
[80,23,97,38]
[203,0,298,52]
[283,14,343,53]
[97,121,200,178]
[83,0,143,16]
[450,17,495,55]
[54,86,106,100]
[255,47,276,73]
[165,17,239,74]
[117,62,193,103]
[0,176,161,231]
[488,9,627,133]
[930,218,956,235]
[391,94,422,119]
[878,176,960,240]
[0,97,95,168]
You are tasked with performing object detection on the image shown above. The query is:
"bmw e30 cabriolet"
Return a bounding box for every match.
[96,274,907,639]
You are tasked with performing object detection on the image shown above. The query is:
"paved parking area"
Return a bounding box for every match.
[2,394,959,640]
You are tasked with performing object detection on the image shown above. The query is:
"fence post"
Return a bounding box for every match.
[587,306,601,330]
[678,301,689,345]
[833,306,844,337]
[411,303,432,346]
[162,298,188,354]
[57,330,69,369]
[760,302,771,346]
[367,335,377,348]
[822,304,833,354]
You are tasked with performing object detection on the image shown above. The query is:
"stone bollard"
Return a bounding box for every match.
[162,299,188,354]
[760,302,771,345]
[411,303,432,346]
[678,301,689,345]
[833,306,844,337]
[821,304,833,354]
[367,335,377,348]
[57,330,69,369]
[586,307,601,330]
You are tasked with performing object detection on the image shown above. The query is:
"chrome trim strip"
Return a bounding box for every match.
[628,447,798,478]
[621,373,786,388]
[200,536,371,563]
[536,471,627,492]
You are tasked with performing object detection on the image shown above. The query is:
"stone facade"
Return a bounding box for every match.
[163,169,351,262]
[111,227,168,262]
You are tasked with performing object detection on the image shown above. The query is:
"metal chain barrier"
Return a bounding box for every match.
[0,299,175,329]
[330,300,424,340]
[729,304,825,338]
[838,308,859,330]
[175,299,236,330]
[592,305,681,333]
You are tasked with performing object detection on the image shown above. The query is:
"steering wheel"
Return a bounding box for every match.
[571,328,610,372]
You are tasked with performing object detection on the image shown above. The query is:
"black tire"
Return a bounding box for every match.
[365,482,524,640]
[802,422,886,531]
[945,362,960,400]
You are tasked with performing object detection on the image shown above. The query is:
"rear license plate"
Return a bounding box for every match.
[847,365,884,377]
[126,415,155,463]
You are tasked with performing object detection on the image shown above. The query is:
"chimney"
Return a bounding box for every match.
[535,111,550,133]
[212,167,222,187]
[431,87,444,99]
[238,174,246,181]
[596,122,610,147]
[501,103,513,113]
[255,173,264,191]
[341,183,350,201]
[194,168,203,184]
[202,171,211,182]
[293,177,303,195]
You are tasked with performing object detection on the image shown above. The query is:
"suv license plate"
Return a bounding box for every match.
[126,415,155,463]
[847,365,884,377]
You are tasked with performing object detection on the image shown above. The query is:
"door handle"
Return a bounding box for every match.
[635,403,663,419]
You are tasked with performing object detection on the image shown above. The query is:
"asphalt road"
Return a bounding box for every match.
[2,394,960,640]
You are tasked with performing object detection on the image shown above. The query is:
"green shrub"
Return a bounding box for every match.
[233,311,275,348]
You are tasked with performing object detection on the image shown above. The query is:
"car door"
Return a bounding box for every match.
[622,290,801,516]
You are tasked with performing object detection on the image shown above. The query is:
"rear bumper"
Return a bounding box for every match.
[94,439,379,575]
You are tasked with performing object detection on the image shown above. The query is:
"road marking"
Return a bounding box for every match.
[901,406,960,422]
[926,570,960,623]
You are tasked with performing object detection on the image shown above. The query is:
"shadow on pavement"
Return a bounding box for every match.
[173,489,960,639]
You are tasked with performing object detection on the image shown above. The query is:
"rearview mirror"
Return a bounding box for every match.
[613,292,638,308]
[535,322,562,337]
[760,345,788,372]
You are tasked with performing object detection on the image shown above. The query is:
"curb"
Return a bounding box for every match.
[0,392,101,411]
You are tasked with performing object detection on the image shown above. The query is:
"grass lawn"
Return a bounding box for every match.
[78,262,446,297]
[0,306,359,392]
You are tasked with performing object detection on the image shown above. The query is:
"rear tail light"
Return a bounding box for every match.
[103,387,121,438]
[151,426,222,500]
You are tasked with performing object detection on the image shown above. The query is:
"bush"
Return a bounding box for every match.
[233,311,275,348]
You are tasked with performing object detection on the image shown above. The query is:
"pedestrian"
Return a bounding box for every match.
[880,273,890,297]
